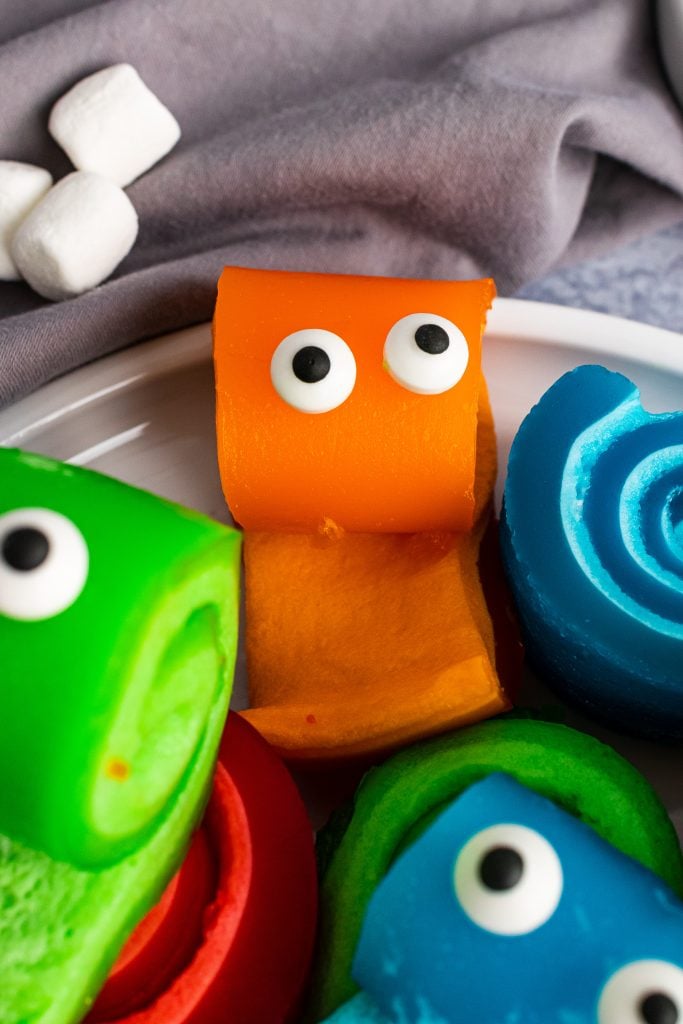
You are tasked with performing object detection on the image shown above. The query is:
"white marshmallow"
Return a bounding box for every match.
[11,171,138,301]
[0,162,53,280]
[48,64,181,187]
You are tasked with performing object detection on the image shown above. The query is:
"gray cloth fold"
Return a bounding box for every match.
[0,0,682,408]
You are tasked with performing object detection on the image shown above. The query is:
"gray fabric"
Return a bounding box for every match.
[519,219,683,332]
[0,0,682,408]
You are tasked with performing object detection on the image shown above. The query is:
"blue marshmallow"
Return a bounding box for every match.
[500,364,683,737]
[325,774,683,1024]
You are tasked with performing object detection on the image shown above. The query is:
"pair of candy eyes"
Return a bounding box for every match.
[456,823,682,1024]
[271,313,469,413]
[0,508,88,621]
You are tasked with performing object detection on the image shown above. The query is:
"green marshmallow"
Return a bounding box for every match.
[0,448,241,1021]
[308,716,683,1022]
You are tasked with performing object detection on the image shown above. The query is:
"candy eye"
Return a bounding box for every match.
[383,313,469,395]
[0,508,89,621]
[453,823,563,935]
[270,329,356,413]
[599,961,683,1024]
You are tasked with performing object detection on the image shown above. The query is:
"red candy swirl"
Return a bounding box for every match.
[88,713,317,1024]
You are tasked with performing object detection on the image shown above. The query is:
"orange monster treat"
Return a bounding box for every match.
[241,386,507,758]
[215,268,493,534]
[214,268,510,759]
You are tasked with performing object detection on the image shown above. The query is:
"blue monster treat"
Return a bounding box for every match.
[308,718,683,1021]
[500,364,683,738]
[325,774,683,1024]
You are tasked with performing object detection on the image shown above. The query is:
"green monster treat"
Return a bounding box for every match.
[308,716,683,1022]
[0,448,241,1022]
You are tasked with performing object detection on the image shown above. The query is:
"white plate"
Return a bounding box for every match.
[1,297,682,837]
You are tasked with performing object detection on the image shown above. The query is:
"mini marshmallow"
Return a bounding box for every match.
[48,64,181,187]
[11,171,138,301]
[0,162,53,280]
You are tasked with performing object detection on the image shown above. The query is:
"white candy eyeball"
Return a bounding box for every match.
[453,823,563,935]
[598,960,683,1024]
[270,329,356,413]
[383,313,469,395]
[0,507,89,621]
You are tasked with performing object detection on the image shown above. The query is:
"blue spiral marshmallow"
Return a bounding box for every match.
[500,364,683,737]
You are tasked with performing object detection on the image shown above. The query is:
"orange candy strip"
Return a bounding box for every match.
[213,267,508,758]
[240,385,510,759]
[214,267,495,534]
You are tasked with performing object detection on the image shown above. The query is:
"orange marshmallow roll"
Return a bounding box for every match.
[214,267,495,534]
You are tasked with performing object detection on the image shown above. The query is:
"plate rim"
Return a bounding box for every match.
[1,297,682,446]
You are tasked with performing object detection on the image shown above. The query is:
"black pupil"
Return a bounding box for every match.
[292,346,331,383]
[414,323,449,355]
[479,846,524,891]
[640,993,679,1024]
[2,527,50,571]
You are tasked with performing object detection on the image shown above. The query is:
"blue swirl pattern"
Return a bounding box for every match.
[501,365,683,737]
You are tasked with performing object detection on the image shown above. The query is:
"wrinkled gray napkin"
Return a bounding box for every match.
[0,0,682,408]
